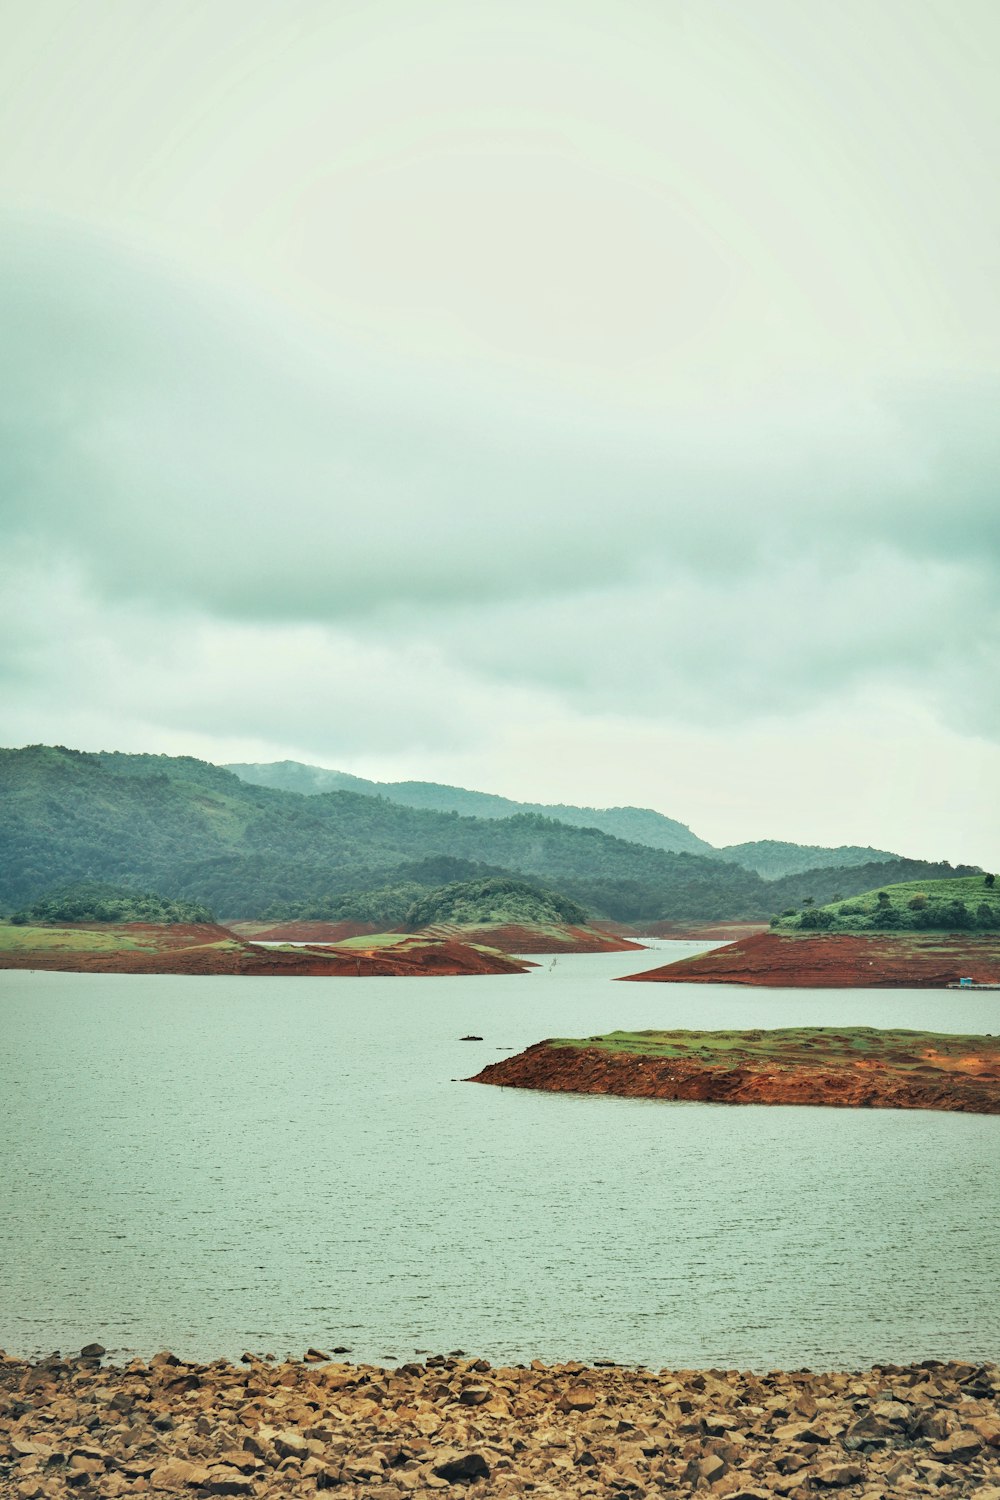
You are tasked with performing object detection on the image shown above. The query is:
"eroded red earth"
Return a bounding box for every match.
[0,924,531,977]
[471,1038,1000,1114]
[422,922,644,954]
[623,931,1000,987]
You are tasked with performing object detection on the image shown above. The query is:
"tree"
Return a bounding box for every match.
[986,873,996,888]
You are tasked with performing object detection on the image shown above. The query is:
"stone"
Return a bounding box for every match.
[200,1471,255,1495]
[458,1385,491,1405]
[812,1462,866,1488]
[79,1343,106,1360]
[432,1451,491,1482]
[932,1429,984,1460]
[556,1386,599,1412]
[272,1428,313,1461]
[148,1458,212,1488]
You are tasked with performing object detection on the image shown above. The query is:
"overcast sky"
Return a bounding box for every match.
[2,0,998,866]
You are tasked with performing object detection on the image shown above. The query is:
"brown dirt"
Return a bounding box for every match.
[622,930,1000,987]
[0,925,531,977]
[418,922,644,954]
[469,1036,1000,1114]
[229,921,379,943]
[634,919,770,941]
[1,1349,998,1498]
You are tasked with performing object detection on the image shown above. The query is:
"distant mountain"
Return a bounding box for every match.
[225,760,713,855]
[1,746,974,923]
[711,840,899,880]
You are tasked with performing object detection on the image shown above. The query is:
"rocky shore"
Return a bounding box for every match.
[2,1349,999,1498]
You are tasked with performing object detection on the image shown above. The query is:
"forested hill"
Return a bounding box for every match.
[710,839,899,879]
[0,745,976,922]
[225,760,713,855]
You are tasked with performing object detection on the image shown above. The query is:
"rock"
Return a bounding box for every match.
[273,1429,315,1461]
[556,1386,599,1412]
[458,1385,491,1405]
[932,1429,984,1460]
[303,1348,330,1362]
[200,1470,255,1496]
[79,1342,106,1360]
[813,1462,866,1487]
[149,1458,212,1488]
[843,1412,897,1448]
[432,1452,491,1482]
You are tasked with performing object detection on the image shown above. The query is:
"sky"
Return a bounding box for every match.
[1,0,998,866]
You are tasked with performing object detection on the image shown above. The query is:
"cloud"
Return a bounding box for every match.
[1,220,998,747]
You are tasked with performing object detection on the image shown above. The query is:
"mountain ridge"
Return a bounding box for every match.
[225,759,901,876]
[0,745,976,923]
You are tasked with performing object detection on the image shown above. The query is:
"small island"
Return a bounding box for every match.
[469,1027,1000,1113]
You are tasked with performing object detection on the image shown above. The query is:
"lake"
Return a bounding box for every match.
[2,942,998,1371]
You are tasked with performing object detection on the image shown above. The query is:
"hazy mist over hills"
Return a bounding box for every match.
[225,760,898,877]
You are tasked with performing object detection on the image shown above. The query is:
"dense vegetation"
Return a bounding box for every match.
[10,880,214,926]
[226,760,714,853]
[709,839,898,879]
[404,876,589,930]
[0,746,978,923]
[227,761,906,876]
[772,874,1000,932]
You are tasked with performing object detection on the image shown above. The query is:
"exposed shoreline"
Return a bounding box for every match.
[469,1029,1000,1113]
[622,930,1000,987]
[2,1349,997,1497]
[0,923,532,977]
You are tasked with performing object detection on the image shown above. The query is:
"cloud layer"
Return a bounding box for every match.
[1,1,998,864]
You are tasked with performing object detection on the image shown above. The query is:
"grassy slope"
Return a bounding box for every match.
[547,1026,997,1066]
[0,922,240,956]
[773,874,1000,932]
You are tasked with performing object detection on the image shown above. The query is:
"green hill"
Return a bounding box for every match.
[403,877,589,930]
[711,839,899,879]
[225,759,713,854]
[0,745,978,923]
[773,874,1000,932]
[10,880,214,926]
[225,760,913,878]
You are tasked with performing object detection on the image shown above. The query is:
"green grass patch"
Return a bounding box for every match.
[771,874,1000,934]
[548,1026,1000,1069]
[0,923,150,953]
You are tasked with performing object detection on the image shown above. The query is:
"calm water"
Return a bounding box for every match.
[2,943,999,1371]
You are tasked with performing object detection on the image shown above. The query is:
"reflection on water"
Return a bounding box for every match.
[2,943,998,1369]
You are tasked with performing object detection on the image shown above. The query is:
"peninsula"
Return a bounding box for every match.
[624,875,1000,988]
[0,922,531,977]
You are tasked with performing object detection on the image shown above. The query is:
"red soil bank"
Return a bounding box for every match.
[622,931,1000,988]
[635,919,769,941]
[230,920,379,943]
[422,923,644,954]
[0,925,530,977]
[470,1039,1000,1114]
